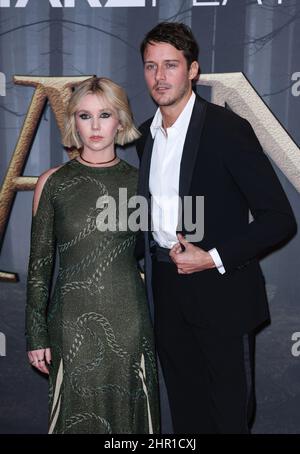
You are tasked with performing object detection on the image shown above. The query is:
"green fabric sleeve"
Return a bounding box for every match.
[25,176,56,351]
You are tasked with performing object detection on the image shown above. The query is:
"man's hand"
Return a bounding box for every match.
[169,233,215,274]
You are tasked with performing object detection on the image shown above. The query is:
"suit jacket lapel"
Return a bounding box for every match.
[179,95,207,198]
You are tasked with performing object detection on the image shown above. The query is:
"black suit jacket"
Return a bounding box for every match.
[136,94,297,334]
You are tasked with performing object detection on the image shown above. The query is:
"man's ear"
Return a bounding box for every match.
[189,61,200,81]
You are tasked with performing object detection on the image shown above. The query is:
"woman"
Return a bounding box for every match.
[26,77,159,434]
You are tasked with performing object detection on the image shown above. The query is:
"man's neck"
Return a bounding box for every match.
[160,89,193,130]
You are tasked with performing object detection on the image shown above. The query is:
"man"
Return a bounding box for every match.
[136,22,296,434]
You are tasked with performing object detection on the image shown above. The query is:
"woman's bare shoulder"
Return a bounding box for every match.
[33,166,63,215]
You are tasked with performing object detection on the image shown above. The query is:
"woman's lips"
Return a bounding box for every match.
[90,136,103,141]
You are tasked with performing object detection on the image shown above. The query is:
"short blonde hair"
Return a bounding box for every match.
[63,77,140,148]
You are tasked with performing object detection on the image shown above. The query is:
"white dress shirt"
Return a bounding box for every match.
[149,91,225,274]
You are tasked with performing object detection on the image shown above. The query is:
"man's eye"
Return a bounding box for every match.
[166,63,176,69]
[100,112,111,119]
[145,64,155,71]
[79,113,90,120]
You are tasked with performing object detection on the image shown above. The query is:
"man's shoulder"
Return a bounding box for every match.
[138,117,153,135]
[204,97,249,129]
[136,117,153,159]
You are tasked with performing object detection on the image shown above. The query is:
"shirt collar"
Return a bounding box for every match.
[150,91,196,139]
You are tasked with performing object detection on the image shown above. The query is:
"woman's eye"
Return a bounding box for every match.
[100,112,111,119]
[79,113,90,120]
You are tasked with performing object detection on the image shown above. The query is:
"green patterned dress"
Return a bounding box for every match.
[26,158,159,434]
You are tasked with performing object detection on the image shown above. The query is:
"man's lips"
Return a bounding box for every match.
[154,86,171,92]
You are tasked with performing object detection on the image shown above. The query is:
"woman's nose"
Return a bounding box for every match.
[91,118,100,130]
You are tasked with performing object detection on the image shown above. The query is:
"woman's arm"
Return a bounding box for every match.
[26,166,60,374]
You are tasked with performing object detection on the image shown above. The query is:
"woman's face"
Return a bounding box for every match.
[75,93,121,155]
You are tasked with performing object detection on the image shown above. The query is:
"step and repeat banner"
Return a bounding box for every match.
[0,0,300,434]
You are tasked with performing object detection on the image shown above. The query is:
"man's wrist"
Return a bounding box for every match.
[205,251,216,269]
[208,248,226,274]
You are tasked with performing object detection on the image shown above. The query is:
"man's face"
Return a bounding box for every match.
[143,41,197,108]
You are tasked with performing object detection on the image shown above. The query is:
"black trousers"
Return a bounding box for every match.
[152,257,255,434]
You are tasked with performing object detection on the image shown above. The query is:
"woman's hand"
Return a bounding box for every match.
[28,348,52,374]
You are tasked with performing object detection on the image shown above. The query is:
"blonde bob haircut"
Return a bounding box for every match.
[63,77,140,148]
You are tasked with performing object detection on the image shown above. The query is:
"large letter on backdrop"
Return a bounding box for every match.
[0,76,92,282]
[199,72,300,193]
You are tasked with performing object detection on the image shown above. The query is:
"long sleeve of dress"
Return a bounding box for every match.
[25,177,56,351]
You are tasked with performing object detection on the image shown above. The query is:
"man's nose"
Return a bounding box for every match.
[155,65,166,81]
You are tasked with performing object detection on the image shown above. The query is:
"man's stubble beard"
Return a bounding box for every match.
[152,78,191,108]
